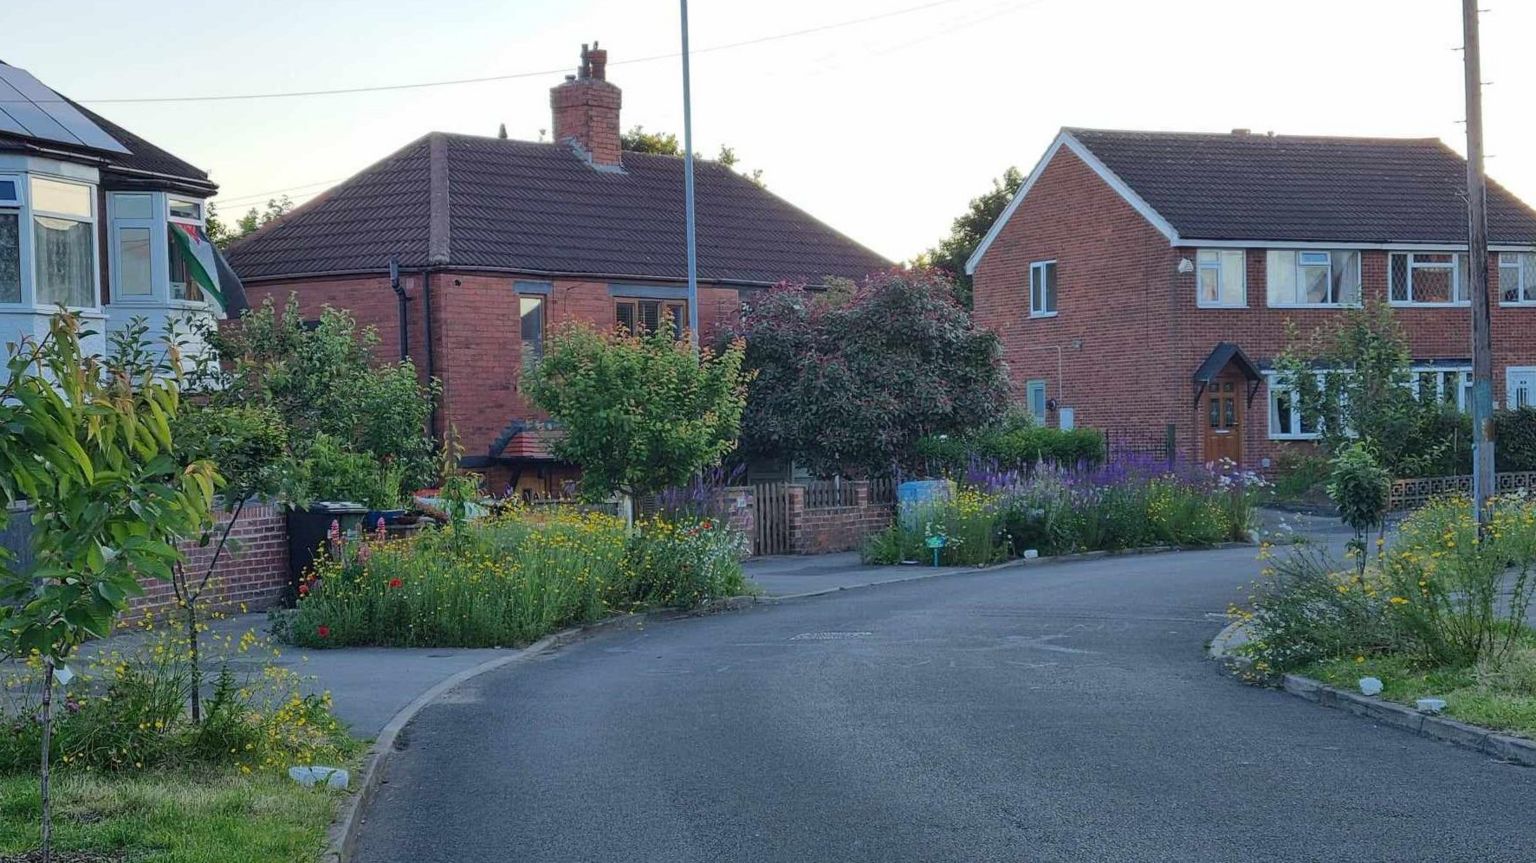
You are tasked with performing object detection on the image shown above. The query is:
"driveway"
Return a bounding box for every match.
[357,546,1536,862]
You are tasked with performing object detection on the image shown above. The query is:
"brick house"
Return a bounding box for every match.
[226,44,888,496]
[967,127,1536,469]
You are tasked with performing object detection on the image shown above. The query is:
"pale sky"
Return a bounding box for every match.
[4,0,1533,262]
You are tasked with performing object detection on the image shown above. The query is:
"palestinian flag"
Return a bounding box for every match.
[168,221,225,308]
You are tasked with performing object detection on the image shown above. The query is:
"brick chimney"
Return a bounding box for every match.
[550,42,623,169]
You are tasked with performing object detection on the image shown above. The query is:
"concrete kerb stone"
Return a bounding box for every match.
[320,598,763,862]
[1213,647,1536,768]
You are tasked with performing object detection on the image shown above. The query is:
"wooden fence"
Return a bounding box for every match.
[1388,471,1536,512]
[753,482,794,556]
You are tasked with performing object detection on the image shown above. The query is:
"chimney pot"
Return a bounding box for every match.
[1231,128,1252,136]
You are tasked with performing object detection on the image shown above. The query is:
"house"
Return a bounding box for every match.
[226,43,889,496]
[966,127,1536,468]
[0,60,246,364]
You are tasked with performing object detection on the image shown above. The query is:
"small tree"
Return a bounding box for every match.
[919,166,1024,307]
[523,324,749,518]
[726,269,1008,477]
[0,313,216,863]
[1327,442,1391,581]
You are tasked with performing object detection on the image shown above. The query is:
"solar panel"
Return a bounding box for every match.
[0,64,128,155]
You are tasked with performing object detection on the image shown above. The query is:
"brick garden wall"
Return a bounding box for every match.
[786,482,893,555]
[127,501,290,620]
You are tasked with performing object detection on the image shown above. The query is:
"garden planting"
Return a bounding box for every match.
[863,455,1259,566]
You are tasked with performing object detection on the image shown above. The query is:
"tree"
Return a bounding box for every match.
[920,167,1024,307]
[208,195,294,249]
[620,126,765,185]
[724,269,1008,477]
[522,324,749,515]
[207,295,439,495]
[1327,442,1391,580]
[0,313,217,863]
[1274,302,1453,478]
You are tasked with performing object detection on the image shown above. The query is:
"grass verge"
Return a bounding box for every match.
[1299,647,1536,738]
[0,765,347,862]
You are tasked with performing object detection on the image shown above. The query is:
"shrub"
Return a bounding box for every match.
[277,508,746,648]
[1268,449,1332,502]
[1235,545,1396,675]
[916,414,1105,477]
[1497,408,1536,473]
[1327,443,1391,576]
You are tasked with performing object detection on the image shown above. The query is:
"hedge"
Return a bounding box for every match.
[916,425,1104,476]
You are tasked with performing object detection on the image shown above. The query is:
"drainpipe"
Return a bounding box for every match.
[389,256,409,362]
[421,269,438,439]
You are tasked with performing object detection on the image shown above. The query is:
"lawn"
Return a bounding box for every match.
[0,766,346,862]
[1299,646,1536,738]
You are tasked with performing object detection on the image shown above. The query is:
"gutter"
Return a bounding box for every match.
[232,264,855,291]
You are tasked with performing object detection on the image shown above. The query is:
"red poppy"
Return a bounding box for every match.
[297,583,310,596]
[388,578,403,589]
[701,519,714,530]
[317,625,331,638]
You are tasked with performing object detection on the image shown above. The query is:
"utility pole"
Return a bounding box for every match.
[1463,0,1495,532]
[680,0,700,352]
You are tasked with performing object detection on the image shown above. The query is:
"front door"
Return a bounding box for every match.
[1203,379,1242,465]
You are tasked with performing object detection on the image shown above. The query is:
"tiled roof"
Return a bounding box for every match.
[226,132,889,285]
[1067,128,1536,244]
[0,61,214,194]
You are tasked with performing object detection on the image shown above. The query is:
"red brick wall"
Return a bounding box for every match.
[972,146,1536,468]
[127,501,289,619]
[786,482,893,555]
[242,272,747,469]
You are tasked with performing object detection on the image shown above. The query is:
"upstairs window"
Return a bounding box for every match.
[1389,252,1467,305]
[30,176,96,308]
[616,298,685,339]
[1267,250,1361,306]
[1499,252,1536,305]
[0,176,19,303]
[1196,249,1245,307]
[1029,261,1057,317]
[519,295,545,365]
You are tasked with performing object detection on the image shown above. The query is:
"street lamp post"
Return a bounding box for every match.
[680,0,700,352]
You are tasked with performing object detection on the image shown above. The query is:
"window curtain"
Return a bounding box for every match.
[0,213,19,303]
[34,215,93,307]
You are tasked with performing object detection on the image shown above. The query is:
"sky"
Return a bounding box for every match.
[3,0,1533,262]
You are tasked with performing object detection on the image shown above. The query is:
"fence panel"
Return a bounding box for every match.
[803,479,857,510]
[1388,471,1536,512]
[1099,425,1176,467]
[868,477,895,506]
[752,482,792,556]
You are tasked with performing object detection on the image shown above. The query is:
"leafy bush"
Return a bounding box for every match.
[300,434,403,508]
[916,410,1105,476]
[1268,449,1332,503]
[1234,545,1396,676]
[277,508,747,648]
[1497,408,1536,473]
[0,623,352,775]
[1327,443,1391,575]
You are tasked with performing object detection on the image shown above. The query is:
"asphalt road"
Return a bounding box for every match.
[356,547,1536,863]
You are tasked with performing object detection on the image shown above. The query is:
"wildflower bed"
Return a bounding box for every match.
[1,618,359,862]
[1237,494,1536,738]
[276,508,748,649]
[863,457,1259,566]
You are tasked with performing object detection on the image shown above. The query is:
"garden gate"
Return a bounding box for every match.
[752,481,793,556]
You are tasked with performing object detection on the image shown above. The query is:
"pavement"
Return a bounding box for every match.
[353,542,1536,863]
[745,552,974,597]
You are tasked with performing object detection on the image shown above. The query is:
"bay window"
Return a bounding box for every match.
[1268,379,1320,440]
[1389,252,1467,305]
[30,176,96,308]
[1266,250,1361,306]
[1196,249,1245,307]
[0,176,19,303]
[1499,252,1536,305]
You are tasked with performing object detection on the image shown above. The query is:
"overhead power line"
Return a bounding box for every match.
[61,0,972,104]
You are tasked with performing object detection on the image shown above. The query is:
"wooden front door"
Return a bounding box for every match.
[1203,379,1242,465]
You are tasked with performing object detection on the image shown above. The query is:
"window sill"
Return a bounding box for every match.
[1267,302,1361,310]
[1389,301,1471,308]
[0,304,106,318]
[1269,434,1321,442]
[1499,301,1536,308]
[1029,311,1059,319]
[1197,302,1247,310]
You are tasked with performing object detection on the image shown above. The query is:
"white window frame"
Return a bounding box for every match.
[107,192,159,304]
[1029,260,1057,318]
[1498,252,1536,306]
[1508,366,1536,410]
[166,195,209,307]
[1389,252,1468,307]
[1196,249,1245,308]
[0,172,22,306]
[1265,371,1340,441]
[28,173,100,311]
[1266,249,1362,308]
[1408,365,1473,412]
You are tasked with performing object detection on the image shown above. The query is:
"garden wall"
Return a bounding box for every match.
[786,482,894,555]
[127,501,290,619]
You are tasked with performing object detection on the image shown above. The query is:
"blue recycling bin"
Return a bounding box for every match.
[897,479,955,530]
